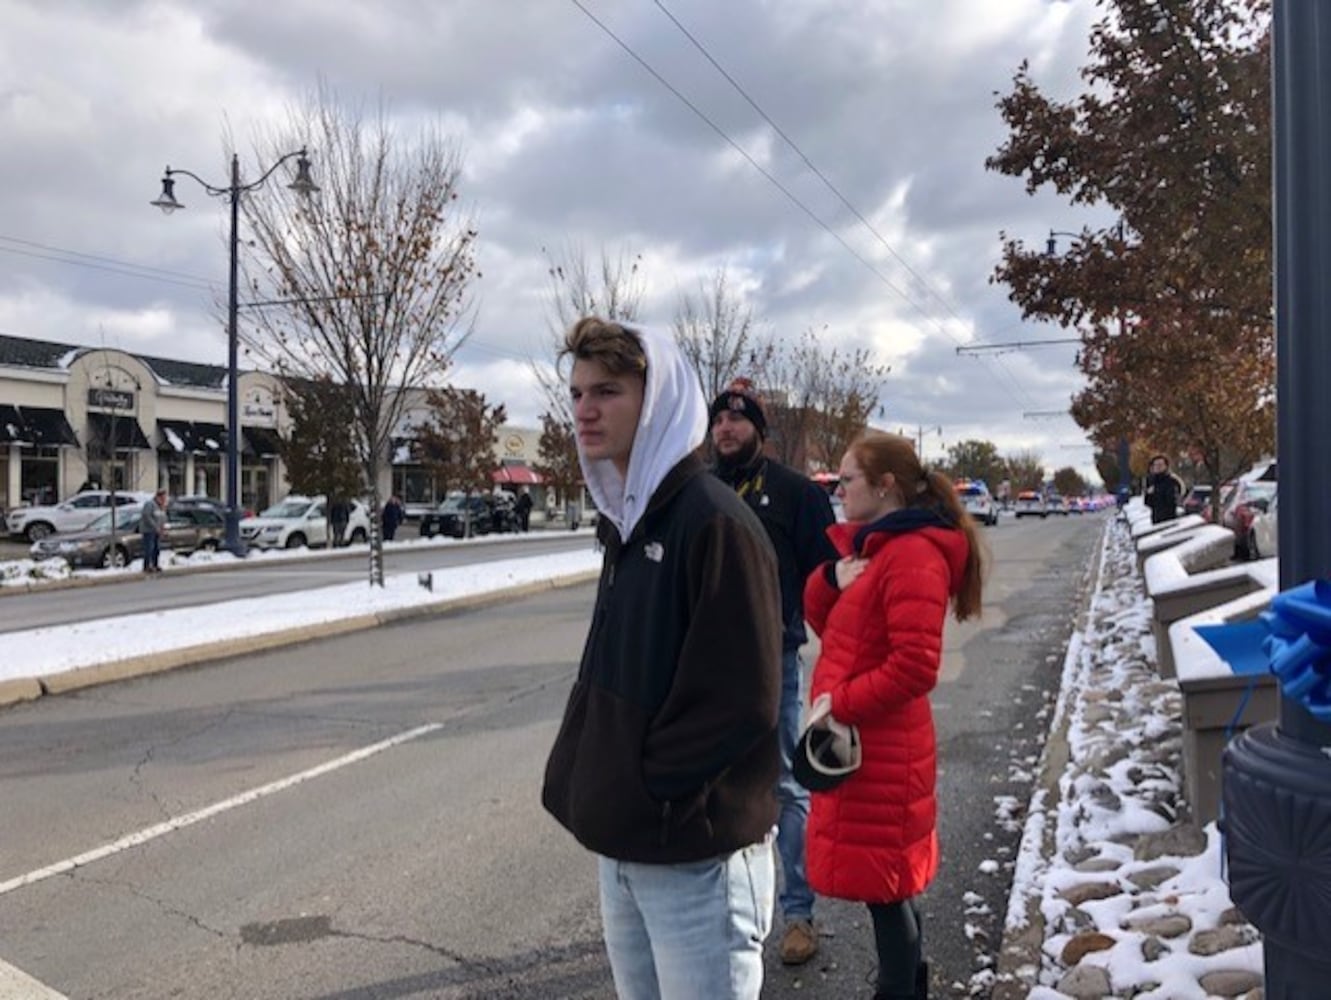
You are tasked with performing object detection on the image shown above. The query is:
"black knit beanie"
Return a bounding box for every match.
[708,381,767,437]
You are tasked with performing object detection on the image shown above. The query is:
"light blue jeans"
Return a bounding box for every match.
[777,647,814,922]
[597,835,775,1000]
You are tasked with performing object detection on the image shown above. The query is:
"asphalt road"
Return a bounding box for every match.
[0,533,596,634]
[0,512,1105,999]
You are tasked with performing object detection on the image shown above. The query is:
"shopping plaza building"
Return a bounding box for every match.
[0,334,546,517]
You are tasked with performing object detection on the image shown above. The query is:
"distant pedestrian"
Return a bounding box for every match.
[709,376,837,966]
[542,316,783,1000]
[514,488,533,532]
[382,494,404,541]
[803,431,987,1000]
[329,496,350,547]
[1143,454,1184,524]
[140,488,168,574]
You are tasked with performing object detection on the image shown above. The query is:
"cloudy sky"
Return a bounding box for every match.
[0,0,1115,478]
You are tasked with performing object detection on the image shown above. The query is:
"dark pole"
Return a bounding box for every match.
[1220,5,1331,996]
[1273,0,1331,738]
[225,154,244,556]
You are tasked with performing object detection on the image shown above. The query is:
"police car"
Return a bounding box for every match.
[954,480,999,526]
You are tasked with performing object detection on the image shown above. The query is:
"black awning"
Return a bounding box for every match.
[86,411,151,450]
[157,419,193,453]
[17,406,80,446]
[189,422,228,453]
[0,405,23,443]
[243,426,282,457]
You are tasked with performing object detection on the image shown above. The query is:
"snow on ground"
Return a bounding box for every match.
[0,527,596,589]
[1006,516,1262,999]
[0,534,601,683]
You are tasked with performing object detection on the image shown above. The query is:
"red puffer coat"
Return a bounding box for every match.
[802,514,969,903]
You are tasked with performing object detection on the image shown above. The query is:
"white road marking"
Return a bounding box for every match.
[0,722,444,898]
[0,958,67,998]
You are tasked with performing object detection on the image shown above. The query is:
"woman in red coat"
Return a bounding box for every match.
[802,431,986,1000]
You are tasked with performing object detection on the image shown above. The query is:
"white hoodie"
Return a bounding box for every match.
[577,325,707,542]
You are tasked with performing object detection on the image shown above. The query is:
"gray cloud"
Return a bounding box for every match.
[0,0,1108,479]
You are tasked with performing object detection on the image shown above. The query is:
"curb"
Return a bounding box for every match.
[991,518,1111,999]
[3,568,600,708]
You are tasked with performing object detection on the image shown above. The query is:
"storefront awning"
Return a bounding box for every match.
[492,462,543,486]
[159,421,227,454]
[191,423,228,453]
[86,411,151,450]
[17,406,80,447]
[0,405,24,443]
[243,426,282,457]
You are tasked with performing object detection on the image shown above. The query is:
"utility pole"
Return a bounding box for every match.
[900,424,942,460]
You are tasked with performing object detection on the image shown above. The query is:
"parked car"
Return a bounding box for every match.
[954,480,998,526]
[6,489,153,542]
[1222,479,1277,560]
[419,493,518,539]
[1014,490,1048,518]
[1248,493,1278,560]
[29,503,226,568]
[1181,484,1214,520]
[239,496,370,550]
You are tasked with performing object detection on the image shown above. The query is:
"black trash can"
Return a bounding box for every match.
[1222,700,1331,999]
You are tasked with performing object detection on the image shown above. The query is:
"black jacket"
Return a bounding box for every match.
[715,456,838,651]
[1145,471,1182,523]
[542,453,783,863]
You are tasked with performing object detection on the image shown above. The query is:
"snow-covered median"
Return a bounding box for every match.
[1,549,602,684]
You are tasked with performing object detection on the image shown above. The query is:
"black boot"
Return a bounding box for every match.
[871,961,928,1000]
[915,960,930,1000]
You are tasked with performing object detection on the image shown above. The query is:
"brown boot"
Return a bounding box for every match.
[778,919,819,965]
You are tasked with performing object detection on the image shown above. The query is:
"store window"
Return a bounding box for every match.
[393,464,438,506]
[193,455,221,501]
[20,446,59,506]
[242,462,272,514]
[161,453,187,498]
[88,452,133,492]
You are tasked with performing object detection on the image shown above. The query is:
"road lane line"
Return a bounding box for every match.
[0,722,444,898]
[0,957,67,998]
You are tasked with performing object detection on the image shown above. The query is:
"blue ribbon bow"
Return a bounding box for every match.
[1260,580,1331,722]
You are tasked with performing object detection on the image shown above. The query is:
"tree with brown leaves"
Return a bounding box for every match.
[988,0,1273,497]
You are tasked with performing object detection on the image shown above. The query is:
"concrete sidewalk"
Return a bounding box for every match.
[992,516,1262,999]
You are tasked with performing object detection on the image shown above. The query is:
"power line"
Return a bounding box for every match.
[0,234,217,285]
[651,0,969,324]
[0,243,214,292]
[569,0,1038,411]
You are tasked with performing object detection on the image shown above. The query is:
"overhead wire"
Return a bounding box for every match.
[571,0,1041,411]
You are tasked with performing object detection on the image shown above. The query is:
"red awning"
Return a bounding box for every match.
[492,463,543,485]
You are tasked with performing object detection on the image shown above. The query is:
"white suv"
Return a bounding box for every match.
[955,481,998,526]
[239,495,371,550]
[6,490,153,542]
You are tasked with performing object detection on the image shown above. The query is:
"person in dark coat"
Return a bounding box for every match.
[542,317,783,999]
[328,497,350,547]
[709,377,837,966]
[1143,454,1184,524]
[514,487,533,532]
[381,494,404,541]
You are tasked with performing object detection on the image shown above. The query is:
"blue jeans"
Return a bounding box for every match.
[597,835,774,1000]
[143,532,161,570]
[776,647,814,921]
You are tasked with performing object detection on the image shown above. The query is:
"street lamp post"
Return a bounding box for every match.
[150,150,318,555]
